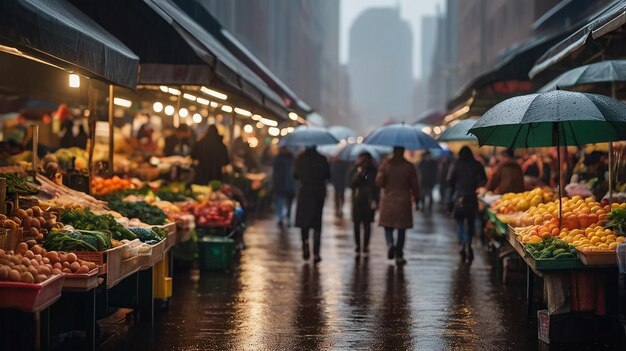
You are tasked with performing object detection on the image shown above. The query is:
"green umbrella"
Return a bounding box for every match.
[539,60,626,199]
[437,119,478,142]
[469,90,626,225]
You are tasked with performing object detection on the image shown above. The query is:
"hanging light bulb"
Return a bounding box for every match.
[153,102,163,113]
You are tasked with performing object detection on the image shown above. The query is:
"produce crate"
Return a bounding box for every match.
[537,310,594,344]
[0,274,64,312]
[0,227,23,251]
[198,235,235,271]
[107,255,139,289]
[524,248,584,270]
[121,239,142,260]
[139,239,166,270]
[576,249,616,266]
[62,268,99,292]
[162,222,177,252]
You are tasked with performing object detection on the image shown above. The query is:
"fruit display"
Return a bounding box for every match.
[563,224,624,252]
[525,237,577,259]
[60,208,137,241]
[43,228,113,252]
[190,199,236,227]
[521,196,614,228]
[1,206,62,241]
[91,176,133,196]
[492,188,555,214]
[108,200,166,225]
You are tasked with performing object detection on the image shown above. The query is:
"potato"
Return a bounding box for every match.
[0,214,6,221]
[20,272,34,283]
[8,269,20,281]
[42,258,50,264]
[70,261,80,272]
[15,208,27,219]
[30,218,40,229]
[67,253,77,263]
[59,253,67,262]
[61,268,72,273]
[11,217,22,226]
[31,245,43,255]
[24,250,34,260]
[26,240,38,248]
[62,262,70,269]
[32,206,42,217]
[51,268,62,275]
[35,233,44,241]
[37,217,46,227]
[10,256,21,265]
[28,267,38,276]
[46,252,59,263]
[34,254,42,262]
[3,220,15,230]
[37,266,51,275]
[24,208,33,217]
[15,242,28,255]
[21,217,30,230]
[28,228,39,238]
[77,265,90,273]
[35,274,47,283]
[30,259,39,267]
[53,262,62,270]
[21,257,31,266]
[0,266,9,280]
[0,249,4,255]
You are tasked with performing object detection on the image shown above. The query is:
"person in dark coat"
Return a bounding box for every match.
[447,146,487,262]
[273,146,296,227]
[331,159,350,218]
[417,151,438,211]
[191,125,230,184]
[350,152,378,258]
[376,147,420,265]
[294,146,330,263]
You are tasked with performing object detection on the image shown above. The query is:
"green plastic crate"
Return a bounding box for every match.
[198,236,235,271]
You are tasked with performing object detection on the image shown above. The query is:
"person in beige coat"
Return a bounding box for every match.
[376,147,420,265]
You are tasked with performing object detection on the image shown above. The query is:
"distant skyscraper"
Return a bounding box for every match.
[421,16,437,79]
[348,7,413,128]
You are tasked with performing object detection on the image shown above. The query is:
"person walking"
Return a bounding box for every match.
[190,125,230,184]
[294,146,330,263]
[417,151,438,212]
[447,146,487,262]
[376,147,420,265]
[273,146,296,228]
[486,149,524,194]
[349,152,379,259]
[331,159,350,218]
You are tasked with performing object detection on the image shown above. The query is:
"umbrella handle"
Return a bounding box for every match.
[553,122,563,229]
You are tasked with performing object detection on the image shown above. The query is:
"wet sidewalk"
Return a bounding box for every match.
[100,204,543,350]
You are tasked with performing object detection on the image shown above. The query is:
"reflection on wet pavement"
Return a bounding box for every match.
[100,205,542,350]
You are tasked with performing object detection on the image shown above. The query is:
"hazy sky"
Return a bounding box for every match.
[340,0,445,79]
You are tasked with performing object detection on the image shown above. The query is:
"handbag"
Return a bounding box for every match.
[451,194,466,218]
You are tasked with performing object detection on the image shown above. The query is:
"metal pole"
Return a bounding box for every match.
[174,93,181,128]
[108,85,114,177]
[32,124,39,179]
[554,122,562,228]
[610,82,616,201]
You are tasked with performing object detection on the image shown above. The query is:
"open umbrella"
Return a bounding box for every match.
[437,119,478,142]
[539,60,626,199]
[279,125,339,147]
[364,123,441,150]
[469,89,626,225]
[328,126,358,141]
[336,143,391,162]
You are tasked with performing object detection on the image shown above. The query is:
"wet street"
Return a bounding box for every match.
[100,202,542,350]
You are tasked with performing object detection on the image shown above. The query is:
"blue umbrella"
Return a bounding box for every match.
[328,126,358,141]
[279,126,339,147]
[437,119,478,142]
[364,123,441,150]
[336,143,391,162]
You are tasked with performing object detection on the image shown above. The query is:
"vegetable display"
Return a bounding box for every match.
[605,207,626,236]
[60,208,136,241]
[108,200,166,225]
[1,173,38,196]
[1,206,62,241]
[128,227,163,244]
[525,237,577,260]
[92,176,133,196]
[43,228,112,252]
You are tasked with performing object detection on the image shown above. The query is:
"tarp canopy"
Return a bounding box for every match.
[530,0,626,79]
[71,0,288,119]
[173,0,312,116]
[0,0,139,89]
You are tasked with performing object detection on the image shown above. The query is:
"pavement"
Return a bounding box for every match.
[97,200,605,350]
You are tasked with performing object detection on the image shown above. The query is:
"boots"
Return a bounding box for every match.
[302,241,310,260]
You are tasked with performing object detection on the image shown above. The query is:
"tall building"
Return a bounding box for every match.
[193,0,348,124]
[420,16,438,79]
[348,7,413,128]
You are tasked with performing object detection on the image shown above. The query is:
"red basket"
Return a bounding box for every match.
[0,274,64,312]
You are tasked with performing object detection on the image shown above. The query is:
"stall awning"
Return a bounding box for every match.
[529,0,626,79]
[0,0,139,89]
[71,0,288,119]
[446,30,569,116]
[172,0,312,116]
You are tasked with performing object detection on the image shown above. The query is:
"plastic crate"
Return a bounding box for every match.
[139,239,166,270]
[106,245,138,289]
[198,235,235,271]
[62,268,99,292]
[576,249,616,266]
[0,274,64,312]
[537,309,594,344]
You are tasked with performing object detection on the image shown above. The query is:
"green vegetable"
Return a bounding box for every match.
[554,253,575,259]
[128,227,163,243]
[60,208,136,241]
[0,173,38,195]
[108,201,166,225]
[44,231,99,252]
[606,208,626,236]
[151,226,168,240]
[552,249,566,256]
